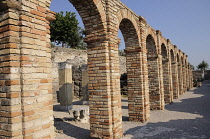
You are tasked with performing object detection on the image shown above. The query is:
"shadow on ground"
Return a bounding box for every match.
[123,80,210,139]
[54,118,91,139]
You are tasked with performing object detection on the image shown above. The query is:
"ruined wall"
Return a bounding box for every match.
[51,47,87,102]
[0,0,193,138]
[193,70,210,80]
[51,47,127,102]
[205,70,210,80]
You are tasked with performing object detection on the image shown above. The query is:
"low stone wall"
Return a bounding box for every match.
[193,70,203,80]
[193,70,210,80]
[204,70,210,80]
[52,47,127,103]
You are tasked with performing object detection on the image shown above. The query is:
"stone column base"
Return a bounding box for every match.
[57,105,73,111]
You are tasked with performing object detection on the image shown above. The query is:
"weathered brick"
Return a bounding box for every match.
[0,1,193,139]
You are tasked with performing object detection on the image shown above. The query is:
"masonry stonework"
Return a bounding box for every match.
[0,0,193,138]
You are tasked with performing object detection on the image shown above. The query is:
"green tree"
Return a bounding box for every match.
[50,11,86,49]
[190,64,195,70]
[197,60,209,79]
[197,60,209,70]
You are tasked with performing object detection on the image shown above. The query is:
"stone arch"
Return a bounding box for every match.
[177,53,180,63]
[161,43,173,103]
[0,0,194,138]
[161,43,168,59]
[170,49,175,62]
[146,34,164,110]
[181,56,184,65]
[116,11,149,121]
[65,0,107,43]
[119,18,140,50]
[146,34,157,54]
[47,1,123,138]
[51,0,113,138]
[0,0,123,138]
[145,28,158,48]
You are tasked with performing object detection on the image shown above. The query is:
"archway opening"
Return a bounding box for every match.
[50,0,86,104]
[146,35,162,110]
[118,18,144,121]
[49,0,107,138]
[119,18,139,121]
[161,43,172,103]
[118,29,128,121]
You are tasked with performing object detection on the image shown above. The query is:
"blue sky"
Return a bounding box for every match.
[50,0,210,68]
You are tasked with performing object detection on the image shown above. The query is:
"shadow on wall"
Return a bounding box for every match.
[123,80,210,138]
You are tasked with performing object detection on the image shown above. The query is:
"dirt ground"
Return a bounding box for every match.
[54,80,210,139]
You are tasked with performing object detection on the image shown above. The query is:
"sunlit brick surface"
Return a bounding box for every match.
[0,0,193,138]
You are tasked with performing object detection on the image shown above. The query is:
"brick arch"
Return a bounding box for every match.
[47,0,123,138]
[170,49,179,98]
[161,43,168,59]
[116,8,140,49]
[170,49,175,62]
[181,56,184,65]
[159,36,168,54]
[145,28,158,49]
[177,53,180,63]
[49,0,107,43]
[117,12,149,121]
[146,34,164,110]
[119,18,140,50]
[116,8,139,31]
[146,34,157,54]
[0,0,193,138]
[161,43,173,103]
[184,58,187,66]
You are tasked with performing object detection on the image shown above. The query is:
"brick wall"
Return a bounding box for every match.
[0,0,193,138]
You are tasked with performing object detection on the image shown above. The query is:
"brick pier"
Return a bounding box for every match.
[0,0,193,138]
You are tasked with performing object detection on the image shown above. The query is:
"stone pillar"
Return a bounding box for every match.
[58,62,73,110]
[157,54,165,109]
[81,64,89,104]
[182,65,187,93]
[0,2,22,138]
[178,63,183,95]
[0,0,55,138]
[162,58,173,104]
[186,65,190,91]
[147,54,165,110]
[171,62,179,98]
[162,40,173,104]
[137,16,150,121]
[88,40,122,139]
[189,68,193,88]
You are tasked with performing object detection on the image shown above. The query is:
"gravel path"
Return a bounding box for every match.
[54,80,210,139]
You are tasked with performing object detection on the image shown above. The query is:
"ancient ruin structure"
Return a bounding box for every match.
[0,0,193,138]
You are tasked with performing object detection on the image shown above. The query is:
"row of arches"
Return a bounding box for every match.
[0,0,193,138]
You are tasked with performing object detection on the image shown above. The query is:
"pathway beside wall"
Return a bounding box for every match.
[54,80,210,139]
